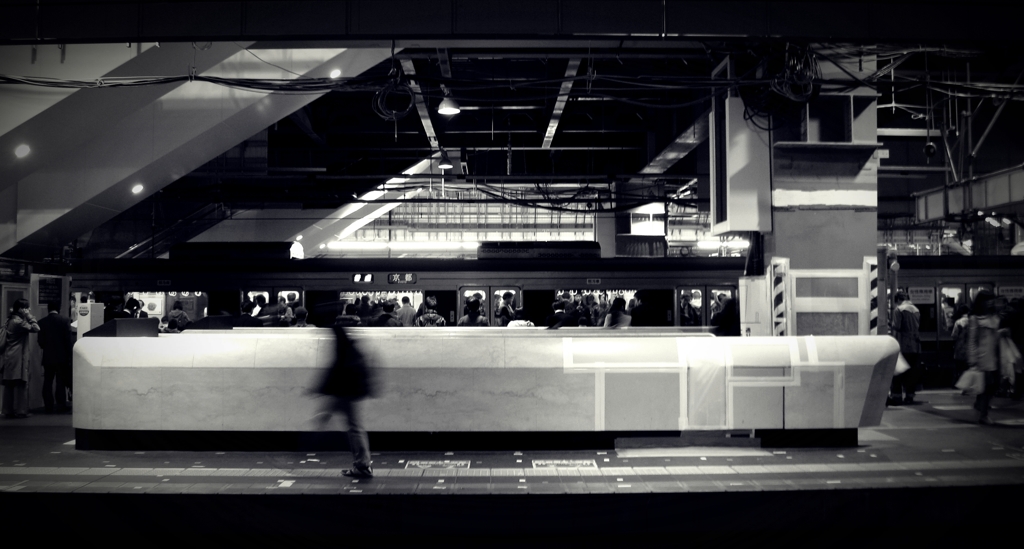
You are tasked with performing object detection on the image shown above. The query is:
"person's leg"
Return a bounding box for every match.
[889,374,904,405]
[903,353,920,403]
[336,398,371,470]
[42,366,55,412]
[1,383,13,416]
[55,363,69,411]
[978,370,1000,423]
[13,381,29,416]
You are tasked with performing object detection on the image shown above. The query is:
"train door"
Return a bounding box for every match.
[707,287,736,325]
[491,287,521,326]
[677,287,705,327]
[938,285,967,337]
[676,285,737,327]
[421,289,458,326]
[457,286,521,326]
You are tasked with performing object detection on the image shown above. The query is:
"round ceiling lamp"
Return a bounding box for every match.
[438,149,454,170]
[14,144,30,158]
[437,97,461,115]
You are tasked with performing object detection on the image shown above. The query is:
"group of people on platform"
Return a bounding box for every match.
[1,300,74,418]
[888,289,1023,425]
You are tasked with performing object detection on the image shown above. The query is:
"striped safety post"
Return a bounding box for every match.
[867,260,878,335]
[772,260,787,337]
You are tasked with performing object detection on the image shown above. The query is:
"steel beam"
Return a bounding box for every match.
[542,58,581,149]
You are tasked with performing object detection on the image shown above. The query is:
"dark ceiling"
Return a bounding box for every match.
[53,40,1024,261]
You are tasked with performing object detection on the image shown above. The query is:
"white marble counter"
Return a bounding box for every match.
[73,329,898,433]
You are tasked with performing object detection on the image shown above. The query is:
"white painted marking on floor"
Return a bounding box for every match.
[933,405,975,411]
[278,480,294,487]
[350,489,363,493]
[618,484,631,488]
[858,429,899,441]
[997,419,1024,425]
[619,447,774,459]
[63,440,75,445]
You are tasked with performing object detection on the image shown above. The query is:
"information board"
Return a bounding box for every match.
[908,287,935,304]
[38,277,62,306]
[998,286,1024,299]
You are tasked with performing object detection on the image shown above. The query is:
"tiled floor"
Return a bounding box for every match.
[2,390,1023,496]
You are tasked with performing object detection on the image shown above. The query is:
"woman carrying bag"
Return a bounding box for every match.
[965,291,1002,425]
[1,298,41,418]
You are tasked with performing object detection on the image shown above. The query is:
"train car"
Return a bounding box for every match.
[889,255,1024,387]
[68,256,747,330]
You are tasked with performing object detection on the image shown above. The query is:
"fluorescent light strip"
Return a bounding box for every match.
[697,240,749,249]
[327,241,480,251]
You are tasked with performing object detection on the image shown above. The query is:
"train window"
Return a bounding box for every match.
[707,288,735,324]
[938,286,965,337]
[554,289,638,327]
[493,289,519,326]
[246,291,270,308]
[277,290,302,309]
[967,284,994,308]
[460,288,488,317]
[678,288,703,326]
[339,291,423,326]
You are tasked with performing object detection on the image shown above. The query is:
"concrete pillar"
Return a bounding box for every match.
[762,59,879,336]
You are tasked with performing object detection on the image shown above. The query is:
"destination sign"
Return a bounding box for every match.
[388,273,418,284]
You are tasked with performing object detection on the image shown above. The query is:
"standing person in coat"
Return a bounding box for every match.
[37,301,74,414]
[315,326,375,478]
[892,292,925,405]
[968,290,1003,424]
[1,298,40,418]
[889,291,922,405]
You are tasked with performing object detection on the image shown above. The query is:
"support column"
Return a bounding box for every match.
[763,58,879,336]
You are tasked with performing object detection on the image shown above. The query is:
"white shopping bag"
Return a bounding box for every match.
[894,353,910,375]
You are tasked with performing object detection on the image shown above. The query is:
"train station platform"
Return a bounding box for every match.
[2,389,1023,545]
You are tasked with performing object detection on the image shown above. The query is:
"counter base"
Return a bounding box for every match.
[74,428,858,451]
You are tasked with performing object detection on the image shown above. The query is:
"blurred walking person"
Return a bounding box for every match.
[315,326,376,477]
[968,290,1002,424]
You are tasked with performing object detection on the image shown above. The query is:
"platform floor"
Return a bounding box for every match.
[2,389,1023,545]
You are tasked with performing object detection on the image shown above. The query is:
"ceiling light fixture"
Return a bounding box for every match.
[329,69,341,79]
[438,148,454,170]
[437,85,460,115]
[14,144,30,158]
[696,240,749,249]
[131,184,144,194]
